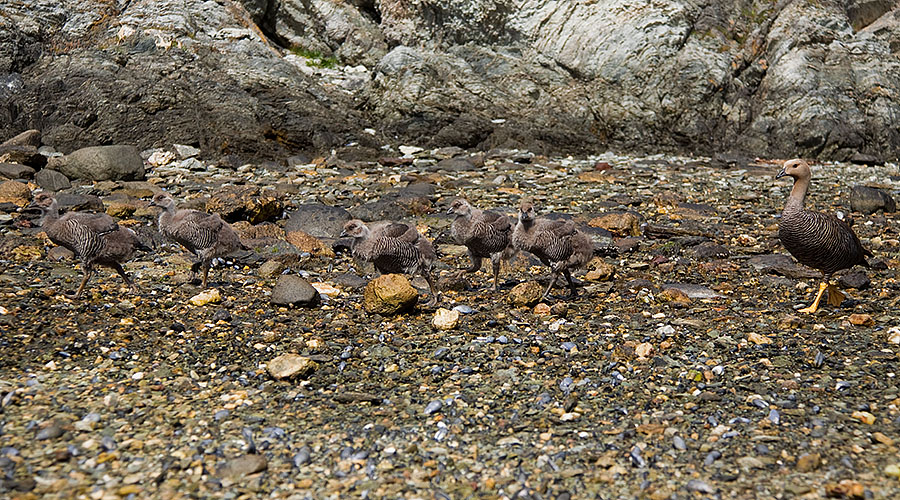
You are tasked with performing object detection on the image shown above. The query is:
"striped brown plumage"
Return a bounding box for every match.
[150,193,243,289]
[31,192,146,298]
[341,219,439,305]
[512,201,593,298]
[448,198,517,290]
[776,158,871,312]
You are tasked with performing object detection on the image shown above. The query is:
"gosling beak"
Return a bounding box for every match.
[339,230,349,238]
[148,200,158,207]
[775,167,787,180]
[446,207,455,215]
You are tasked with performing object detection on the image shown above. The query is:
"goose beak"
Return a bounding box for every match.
[446,207,455,215]
[775,167,787,179]
[339,230,348,238]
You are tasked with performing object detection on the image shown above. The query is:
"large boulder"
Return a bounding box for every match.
[850,185,896,214]
[271,275,321,307]
[206,185,284,224]
[49,145,145,181]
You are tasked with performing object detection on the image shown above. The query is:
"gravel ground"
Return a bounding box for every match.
[2,150,900,499]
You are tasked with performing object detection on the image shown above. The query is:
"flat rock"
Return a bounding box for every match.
[838,270,870,290]
[50,145,145,181]
[0,145,46,168]
[285,230,334,258]
[271,275,320,307]
[0,163,35,179]
[266,353,318,380]
[364,274,418,314]
[589,212,641,237]
[218,454,268,480]
[432,308,460,330]
[748,254,820,279]
[34,169,71,191]
[662,283,723,299]
[285,203,351,239]
[850,185,895,214]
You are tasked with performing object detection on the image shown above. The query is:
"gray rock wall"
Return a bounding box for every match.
[0,0,898,161]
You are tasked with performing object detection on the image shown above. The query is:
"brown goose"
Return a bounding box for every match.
[776,159,871,313]
[30,192,147,298]
[149,193,244,289]
[448,198,517,291]
[512,200,593,299]
[340,219,439,306]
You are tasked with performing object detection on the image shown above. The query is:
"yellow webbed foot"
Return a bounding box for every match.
[826,284,844,307]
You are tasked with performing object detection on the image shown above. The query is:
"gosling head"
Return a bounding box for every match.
[340,219,369,239]
[29,191,57,210]
[775,159,811,181]
[447,198,472,216]
[518,200,536,222]
[148,193,176,210]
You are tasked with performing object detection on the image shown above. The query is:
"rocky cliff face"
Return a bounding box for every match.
[1,0,898,162]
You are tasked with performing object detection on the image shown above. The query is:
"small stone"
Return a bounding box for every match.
[48,246,75,261]
[685,479,715,494]
[887,327,900,345]
[35,423,65,440]
[266,353,318,380]
[258,260,285,278]
[452,304,474,314]
[310,282,340,298]
[824,480,864,499]
[658,287,691,305]
[188,289,222,306]
[796,452,821,472]
[737,456,764,470]
[851,411,876,425]
[635,342,653,359]
[423,400,443,415]
[271,275,320,307]
[364,274,418,315]
[585,258,615,281]
[872,432,893,446]
[218,454,268,479]
[0,180,31,206]
[884,464,900,478]
[432,308,460,330]
[777,315,802,329]
[206,185,283,224]
[838,271,870,290]
[533,303,551,315]
[173,143,201,159]
[848,313,874,326]
[508,281,543,307]
[747,332,773,345]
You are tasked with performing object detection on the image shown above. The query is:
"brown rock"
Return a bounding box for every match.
[589,212,641,237]
[266,353,318,380]
[104,201,138,218]
[286,230,335,258]
[218,454,268,480]
[364,274,418,314]
[778,315,802,329]
[658,287,691,305]
[0,145,46,168]
[825,480,864,499]
[795,452,821,472]
[0,162,36,180]
[508,281,543,307]
[585,258,615,281]
[848,313,874,326]
[533,303,551,315]
[0,180,31,206]
[206,185,283,224]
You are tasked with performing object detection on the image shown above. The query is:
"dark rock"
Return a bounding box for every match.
[50,145,144,181]
[217,454,267,479]
[850,185,895,214]
[848,152,883,165]
[350,195,433,221]
[206,185,284,224]
[432,157,476,172]
[0,163,35,179]
[285,204,351,239]
[33,169,71,191]
[331,273,368,289]
[55,193,104,212]
[838,271,870,290]
[692,241,729,259]
[0,145,46,169]
[271,275,320,307]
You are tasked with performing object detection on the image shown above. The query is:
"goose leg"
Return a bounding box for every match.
[542,270,559,300]
[490,253,502,291]
[201,260,211,289]
[74,264,93,299]
[455,252,481,280]
[798,281,828,314]
[422,269,438,307]
[111,262,139,294]
[563,269,577,297]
